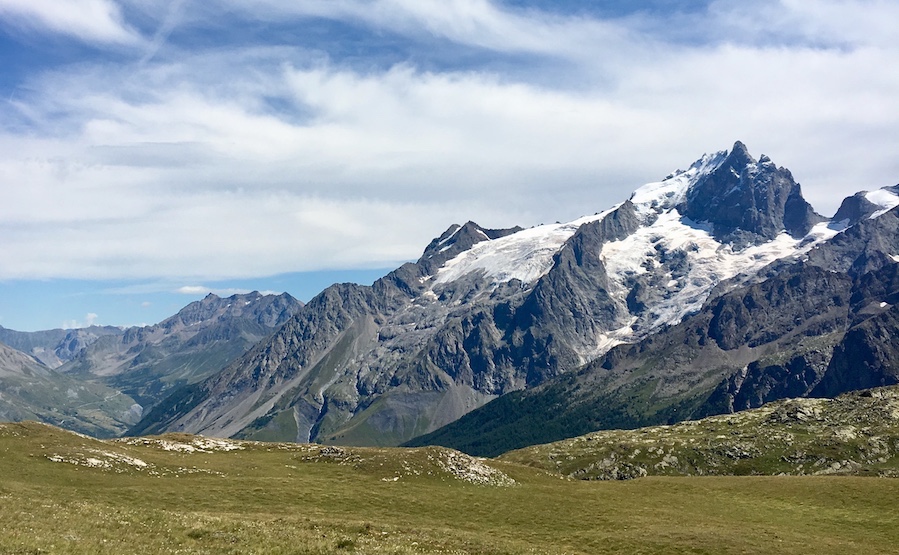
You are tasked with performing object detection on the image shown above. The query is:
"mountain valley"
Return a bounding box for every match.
[0,292,302,436]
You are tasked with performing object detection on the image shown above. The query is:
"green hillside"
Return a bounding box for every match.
[501,386,899,480]
[3,417,899,554]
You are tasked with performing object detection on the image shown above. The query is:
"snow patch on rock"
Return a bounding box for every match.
[602,214,839,333]
[866,188,899,219]
[629,150,728,216]
[433,209,618,286]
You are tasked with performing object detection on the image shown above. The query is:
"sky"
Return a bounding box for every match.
[0,0,897,331]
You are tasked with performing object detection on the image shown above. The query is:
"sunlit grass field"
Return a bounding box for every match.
[2,421,898,554]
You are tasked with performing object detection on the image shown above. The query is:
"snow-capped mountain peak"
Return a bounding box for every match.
[427,141,822,301]
[629,149,728,217]
[128,141,899,452]
[428,141,838,358]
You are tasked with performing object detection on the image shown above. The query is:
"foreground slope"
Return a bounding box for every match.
[501,385,899,479]
[3,421,899,554]
[133,142,838,446]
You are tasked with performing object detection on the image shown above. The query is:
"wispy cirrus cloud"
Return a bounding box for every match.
[0,0,143,45]
[213,0,633,58]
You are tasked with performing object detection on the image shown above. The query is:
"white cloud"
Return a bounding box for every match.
[0,0,142,45]
[0,1,897,282]
[210,0,629,59]
[62,312,99,329]
[176,286,211,295]
[704,0,899,49]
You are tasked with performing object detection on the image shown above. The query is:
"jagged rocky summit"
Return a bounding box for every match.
[129,141,899,452]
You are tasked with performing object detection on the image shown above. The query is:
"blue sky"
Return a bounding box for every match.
[1,0,897,331]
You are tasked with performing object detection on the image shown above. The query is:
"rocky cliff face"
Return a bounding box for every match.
[677,141,823,245]
[131,142,881,449]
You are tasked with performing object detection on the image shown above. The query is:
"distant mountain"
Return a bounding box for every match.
[130,141,897,450]
[0,341,140,437]
[60,292,303,411]
[0,292,302,437]
[0,325,122,368]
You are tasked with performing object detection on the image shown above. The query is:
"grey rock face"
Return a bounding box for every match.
[678,141,824,246]
[832,192,881,227]
[813,306,899,397]
[508,201,641,381]
[705,265,851,351]
[806,202,899,276]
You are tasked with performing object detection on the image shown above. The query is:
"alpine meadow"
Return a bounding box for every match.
[2,1,899,554]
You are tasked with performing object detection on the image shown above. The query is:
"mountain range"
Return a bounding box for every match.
[123,141,899,453]
[3,141,898,455]
[0,291,302,436]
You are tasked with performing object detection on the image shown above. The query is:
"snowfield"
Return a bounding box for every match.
[433,208,618,286]
[865,188,899,219]
[601,213,840,332]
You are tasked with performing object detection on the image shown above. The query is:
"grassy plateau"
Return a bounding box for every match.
[3,387,899,555]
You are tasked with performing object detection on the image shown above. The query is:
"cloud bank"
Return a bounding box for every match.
[0,0,897,281]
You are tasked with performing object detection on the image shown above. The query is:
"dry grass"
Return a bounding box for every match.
[2,421,898,554]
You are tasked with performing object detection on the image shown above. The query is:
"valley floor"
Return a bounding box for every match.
[3,423,899,554]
